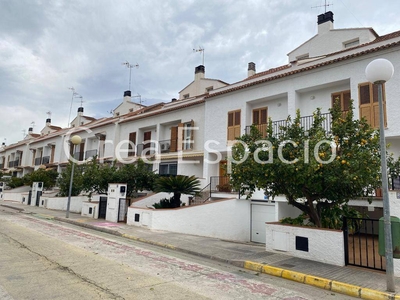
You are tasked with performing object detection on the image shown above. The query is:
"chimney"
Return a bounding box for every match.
[77,107,84,116]
[171,98,177,102]
[317,11,334,35]
[248,62,256,77]
[28,127,33,133]
[123,90,131,102]
[46,118,51,126]
[195,65,205,81]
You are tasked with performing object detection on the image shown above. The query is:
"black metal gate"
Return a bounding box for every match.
[118,198,127,222]
[35,191,42,206]
[98,196,107,219]
[343,217,385,271]
[27,190,32,205]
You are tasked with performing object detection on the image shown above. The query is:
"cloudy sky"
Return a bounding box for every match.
[1,0,399,144]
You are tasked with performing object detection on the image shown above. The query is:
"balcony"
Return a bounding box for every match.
[137,142,156,156]
[73,152,84,161]
[42,156,50,165]
[85,149,97,159]
[245,112,332,136]
[34,157,42,166]
[8,161,14,168]
[0,164,3,169]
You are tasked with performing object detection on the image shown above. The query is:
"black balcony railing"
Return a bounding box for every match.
[245,112,332,136]
[210,176,235,193]
[0,164,3,169]
[73,152,84,161]
[42,156,50,164]
[34,157,42,166]
[85,149,97,159]
[8,161,14,168]
[137,142,156,156]
[159,140,171,154]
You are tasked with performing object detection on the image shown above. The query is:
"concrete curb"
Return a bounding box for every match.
[244,261,399,300]
[27,212,399,300]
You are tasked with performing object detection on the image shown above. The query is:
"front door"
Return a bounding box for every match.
[98,196,107,219]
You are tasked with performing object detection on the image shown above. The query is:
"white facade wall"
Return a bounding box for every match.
[265,223,345,266]
[127,198,250,241]
[289,28,376,62]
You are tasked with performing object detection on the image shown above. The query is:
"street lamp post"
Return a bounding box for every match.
[66,135,82,218]
[365,58,395,292]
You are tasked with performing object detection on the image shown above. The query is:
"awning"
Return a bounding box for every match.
[158,151,204,160]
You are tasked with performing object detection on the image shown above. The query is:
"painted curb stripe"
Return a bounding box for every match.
[244,261,398,299]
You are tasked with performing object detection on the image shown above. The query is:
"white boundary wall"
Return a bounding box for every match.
[128,198,250,241]
[81,201,100,219]
[265,223,345,266]
[2,186,31,202]
[132,192,192,208]
[43,196,87,213]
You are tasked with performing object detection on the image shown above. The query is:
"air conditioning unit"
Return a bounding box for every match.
[161,143,170,151]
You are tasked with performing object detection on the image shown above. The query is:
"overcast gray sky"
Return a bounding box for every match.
[1,0,399,144]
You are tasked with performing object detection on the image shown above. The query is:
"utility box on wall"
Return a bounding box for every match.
[31,182,43,207]
[106,183,127,223]
[379,216,400,258]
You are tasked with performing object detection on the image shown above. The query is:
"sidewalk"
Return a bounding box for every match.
[1,200,399,299]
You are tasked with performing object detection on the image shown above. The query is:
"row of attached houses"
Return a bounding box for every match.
[1,11,400,245]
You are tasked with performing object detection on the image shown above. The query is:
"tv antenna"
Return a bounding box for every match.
[67,87,81,127]
[31,121,35,129]
[193,47,205,65]
[46,111,52,119]
[311,0,333,13]
[122,61,139,91]
[132,93,143,105]
[22,129,26,138]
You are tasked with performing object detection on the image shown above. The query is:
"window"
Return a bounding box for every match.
[344,38,359,49]
[331,90,350,111]
[206,86,213,92]
[358,82,387,128]
[227,110,241,141]
[128,132,136,156]
[183,120,194,150]
[252,107,268,137]
[170,121,194,152]
[296,53,309,61]
[159,162,177,176]
[183,94,190,99]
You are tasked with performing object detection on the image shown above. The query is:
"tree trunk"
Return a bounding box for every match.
[172,192,181,208]
[307,198,322,227]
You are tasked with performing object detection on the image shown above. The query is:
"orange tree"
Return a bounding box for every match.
[230,101,382,228]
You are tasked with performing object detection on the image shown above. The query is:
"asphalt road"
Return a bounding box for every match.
[0,209,355,299]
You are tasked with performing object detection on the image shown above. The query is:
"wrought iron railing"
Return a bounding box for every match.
[0,164,3,169]
[245,112,332,136]
[42,156,50,164]
[210,176,234,193]
[8,161,14,168]
[137,142,156,156]
[85,149,97,159]
[34,157,42,166]
[190,183,211,205]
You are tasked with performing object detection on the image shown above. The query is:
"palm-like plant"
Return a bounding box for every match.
[155,175,201,208]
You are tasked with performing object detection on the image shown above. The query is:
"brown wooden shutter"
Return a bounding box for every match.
[128,132,136,156]
[79,142,85,161]
[50,146,55,163]
[227,110,241,141]
[143,131,151,149]
[170,126,178,152]
[253,110,259,125]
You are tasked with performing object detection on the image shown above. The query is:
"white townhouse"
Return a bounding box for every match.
[0,65,227,183]
[204,10,400,180]
[201,11,400,242]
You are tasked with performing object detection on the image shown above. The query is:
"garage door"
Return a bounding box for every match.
[251,203,276,243]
